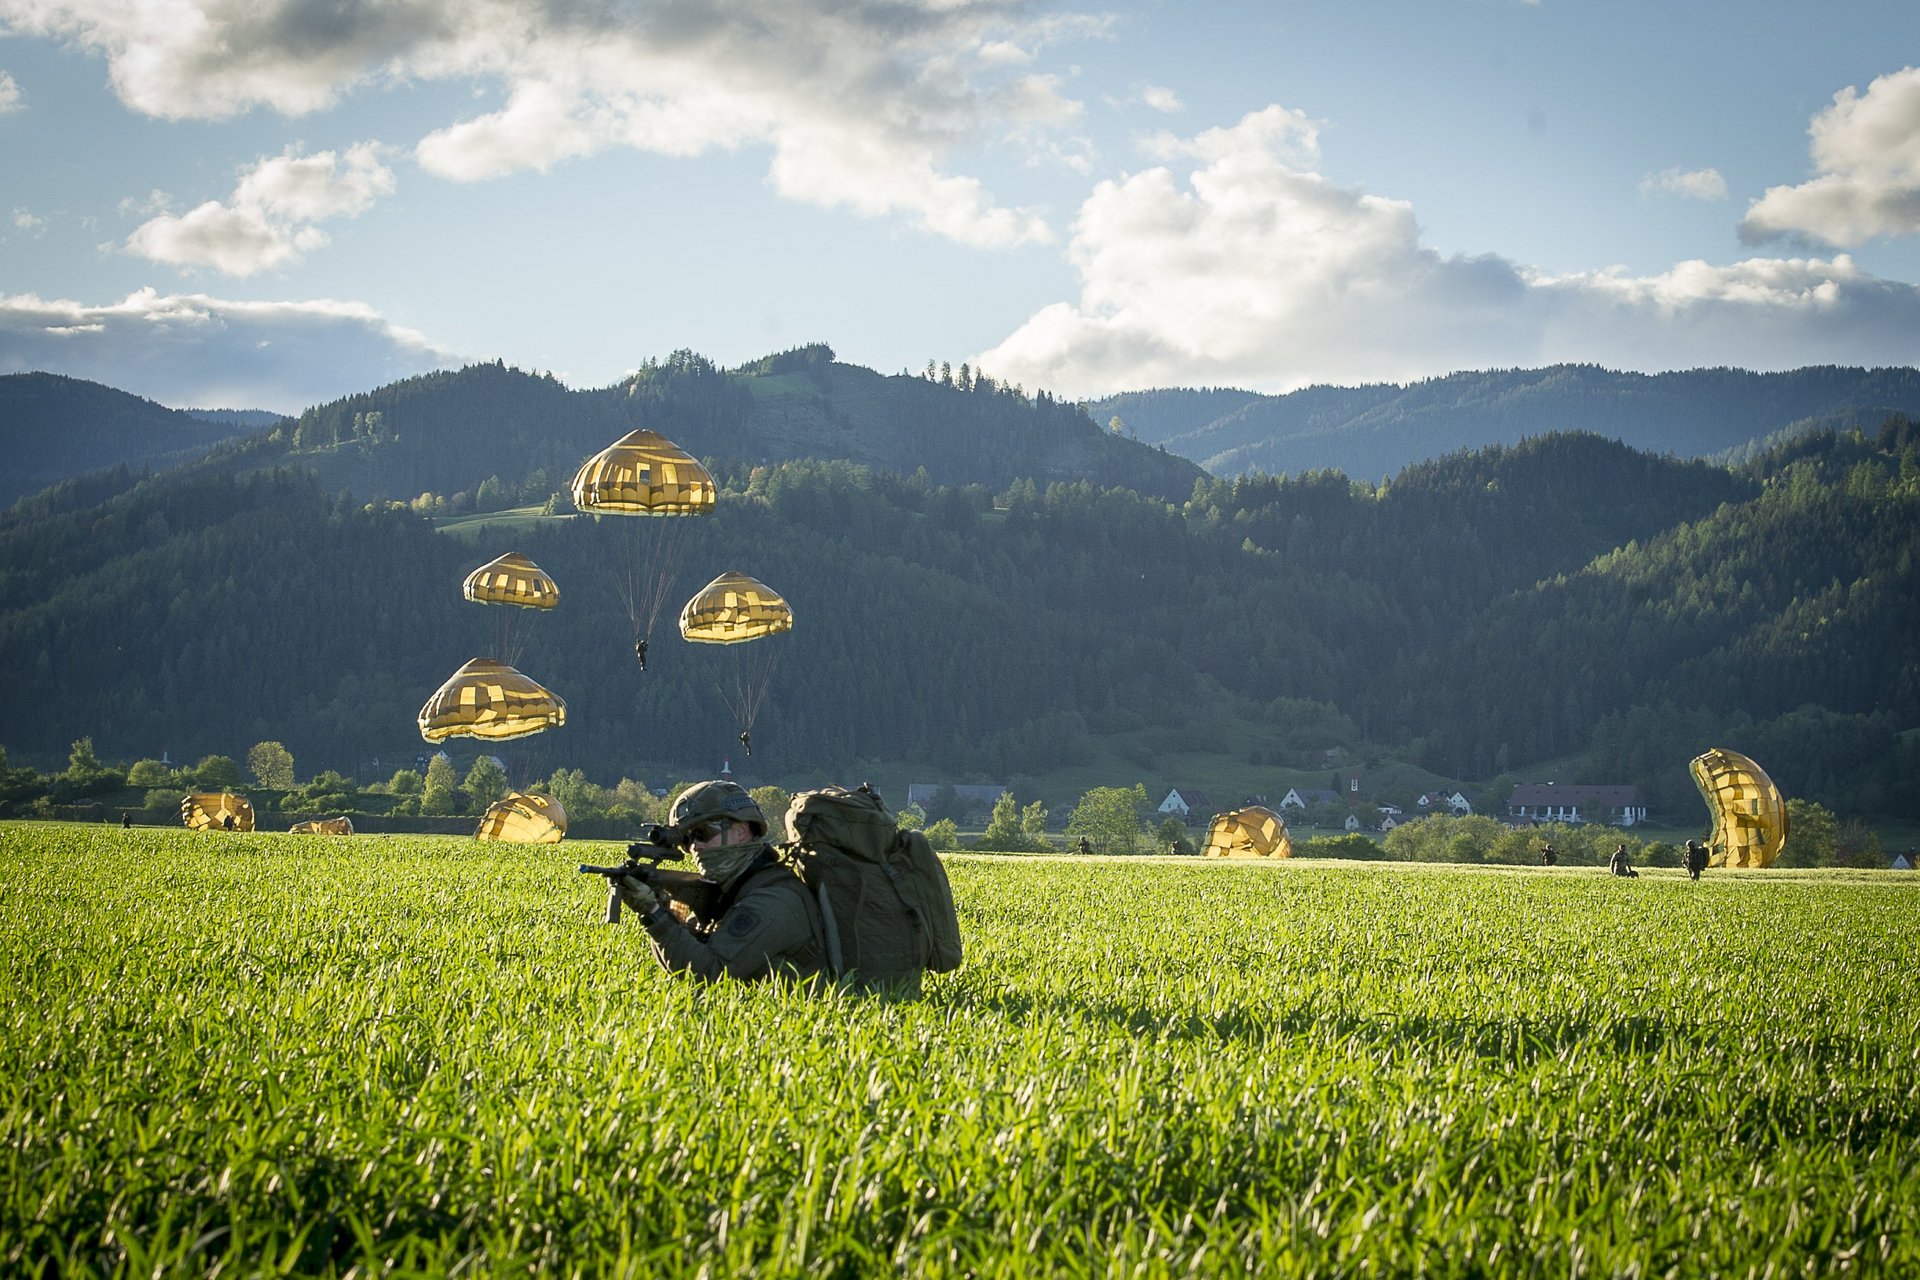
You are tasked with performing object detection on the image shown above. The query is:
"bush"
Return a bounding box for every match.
[1298,833,1387,860]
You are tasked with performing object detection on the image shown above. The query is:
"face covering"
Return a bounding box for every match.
[691,837,762,885]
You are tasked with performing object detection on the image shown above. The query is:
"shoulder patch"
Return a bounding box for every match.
[725,906,762,938]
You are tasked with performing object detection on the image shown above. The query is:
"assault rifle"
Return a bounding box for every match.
[578,823,723,925]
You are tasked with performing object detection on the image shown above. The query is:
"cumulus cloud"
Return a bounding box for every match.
[1640,167,1727,201]
[12,209,45,232]
[0,287,456,412]
[12,0,1073,249]
[123,143,394,275]
[0,70,21,112]
[1741,65,1920,245]
[974,106,1920,398]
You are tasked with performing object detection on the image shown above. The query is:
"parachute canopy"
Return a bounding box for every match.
[290,816,355,835]
[1201,806,1292,859]
[570,429,716,516]
[182,793,254,832]
[678,571,795,644]
[1690,747,1789,868]
[462,552,559,609]
[475,791,569,844]
[418,658,567,743]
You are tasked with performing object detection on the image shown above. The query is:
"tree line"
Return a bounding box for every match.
[2,418,1915,821]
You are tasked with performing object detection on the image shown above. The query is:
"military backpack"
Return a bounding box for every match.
[779,784,963,989]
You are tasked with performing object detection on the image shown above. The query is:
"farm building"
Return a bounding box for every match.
[1505,783,1647,827]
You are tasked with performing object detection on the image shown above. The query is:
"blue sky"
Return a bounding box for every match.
[3,0,1918,414]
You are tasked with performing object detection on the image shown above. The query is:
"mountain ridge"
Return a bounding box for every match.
[1091,364,1920,479]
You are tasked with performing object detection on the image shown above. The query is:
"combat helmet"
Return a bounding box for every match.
[671,779,767,841]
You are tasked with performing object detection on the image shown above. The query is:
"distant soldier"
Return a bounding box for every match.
[1077,835,1093,855]
[1609,842,1639,878]
[1684,838,1708,880]
[120,810,132,830]
[1540,843,1558,867]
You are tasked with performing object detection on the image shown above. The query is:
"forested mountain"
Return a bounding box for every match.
[0,373,262,507]
[3,422,1913,820]
[108,344,1202,507]
[1091,365,1920,480]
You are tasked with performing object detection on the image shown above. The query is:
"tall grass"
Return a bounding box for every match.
[3,824,1916,1277]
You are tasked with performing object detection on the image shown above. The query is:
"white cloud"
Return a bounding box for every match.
[1639,166,1727,201]
[974,106,1920,398]
[123,143,394,275]
[0,69,21,112]
[1741,65,1920,245]
[1140,85,1183,114]
[12,209,44,232]
[0,287,455,412]
[13,0,1078,249]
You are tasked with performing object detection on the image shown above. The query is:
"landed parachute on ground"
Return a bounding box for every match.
[679,571,793,752]
[289,816,355,835]
[418,658,567,743]
[1690,747,1789,868]
[182,793,254,832]
[1201,806,1292,859]
[571,429,716,660]
[462,552,559,609]
[475,791,568,844]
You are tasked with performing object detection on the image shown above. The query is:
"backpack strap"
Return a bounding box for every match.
[879,857,931,957]
[811,880,847,980]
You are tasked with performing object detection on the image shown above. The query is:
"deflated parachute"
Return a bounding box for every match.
[418,658,567,743]
[1201,806,1292,859]
[1690,747,1788,868]
[462,552,559,609]
[182,793,255,832]
[475,791,568,844]
[290,816,355,835]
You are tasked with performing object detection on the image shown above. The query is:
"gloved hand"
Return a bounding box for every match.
[613,874,662,917]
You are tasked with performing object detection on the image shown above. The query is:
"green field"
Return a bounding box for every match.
[4,825,1917,1277]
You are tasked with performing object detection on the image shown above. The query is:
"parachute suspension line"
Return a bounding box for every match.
[715,644,782,745]
[638,515,692,643]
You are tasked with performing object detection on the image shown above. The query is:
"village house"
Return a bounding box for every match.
[1505,783,1647,827]
[1156,787,1214,825]
[1417,790,1472,814]
[1279,787,1343,811]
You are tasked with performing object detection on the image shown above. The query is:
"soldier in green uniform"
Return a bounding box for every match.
[612,780,830,985]
[1683,838,1708,880]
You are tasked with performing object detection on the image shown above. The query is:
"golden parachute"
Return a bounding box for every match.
[678,571,794,644]
[474,791,569,844]
[181,793,255,832]
[418,657,567,743]
[678,571,794,752]
[1690,747,1789,868]
[462,552,558,664]
[1201,806,1293,859]
[290,816,355,835]
[571,429,717,660]
[462,552,559,609]
[570,429,716,515]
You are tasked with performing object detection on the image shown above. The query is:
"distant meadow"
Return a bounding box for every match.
[3,824,1916,1277]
